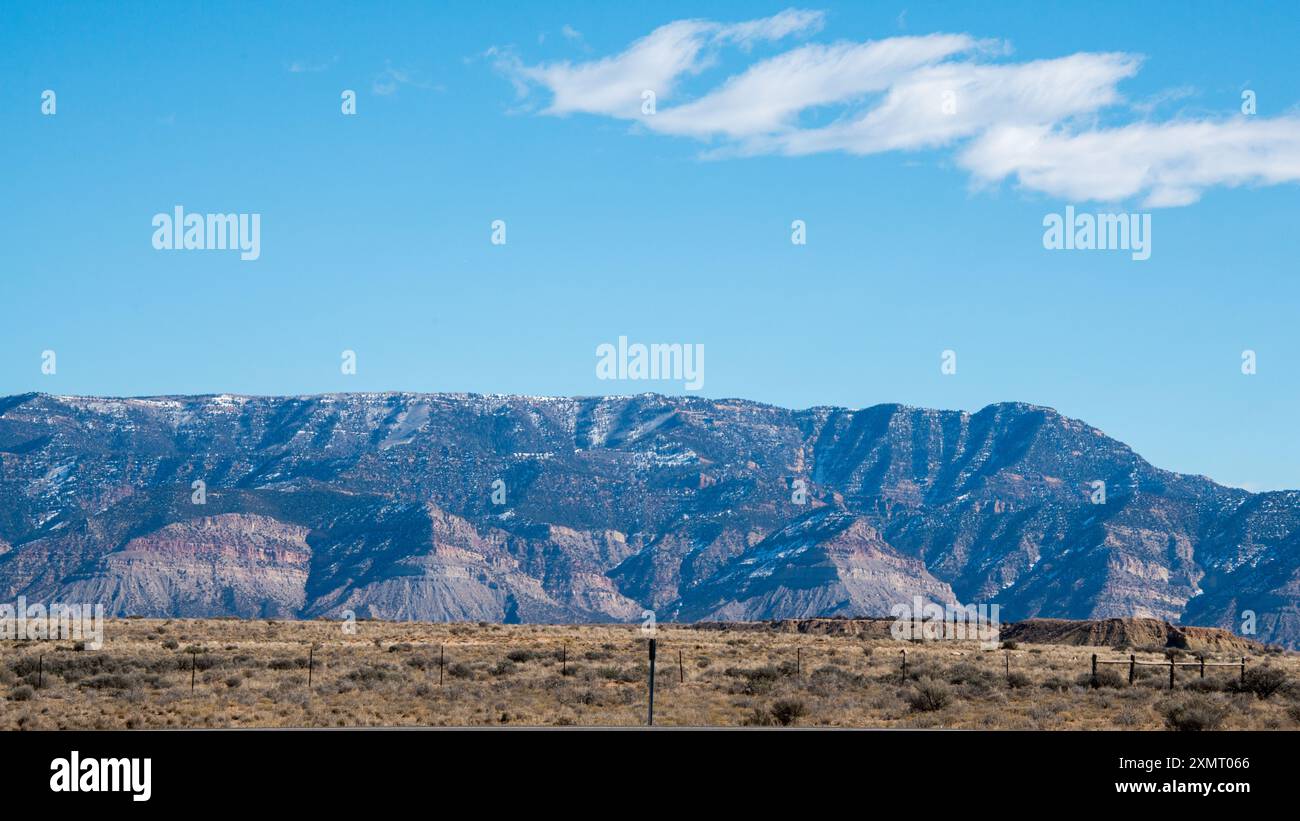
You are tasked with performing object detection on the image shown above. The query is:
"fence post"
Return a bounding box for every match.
[1240,656,1246,686]
[561,644,566,676]
[37,654,43,689]
[797,647,802,677]
[307,646,314,689]
[1091,653,1097,686]
[678,649,684,683]
[647,638,657,727]
[901,649,908,682]
[1129,654,1135,685]
[1004,652,1010,681]
[1169,659,1175,690]
[1200,656,1205,679]
[439,645,444,686]
[191,651,196,692]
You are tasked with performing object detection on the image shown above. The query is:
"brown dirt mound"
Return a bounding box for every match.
[692,616,1264,653]
[690,617,897,637]
[1000,618,1261,652]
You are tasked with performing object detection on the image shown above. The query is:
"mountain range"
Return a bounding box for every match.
[0,391,1296,646]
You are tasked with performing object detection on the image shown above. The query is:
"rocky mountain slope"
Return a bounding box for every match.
[0,392,1296,645]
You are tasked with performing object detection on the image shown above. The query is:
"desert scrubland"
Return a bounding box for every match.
[1,618,1297,730]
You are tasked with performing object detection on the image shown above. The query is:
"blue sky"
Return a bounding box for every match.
[3,1,1300,490]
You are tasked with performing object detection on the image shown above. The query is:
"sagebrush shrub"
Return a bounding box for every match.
[906,678,952,712]
[1238,666,1288,699]
[1077,668,1125,689]
[1162,694,1228,731]
[1006,671,1031,689]
[769,699,808,726]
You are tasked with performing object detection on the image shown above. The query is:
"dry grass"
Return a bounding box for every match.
[1,618,1297,729]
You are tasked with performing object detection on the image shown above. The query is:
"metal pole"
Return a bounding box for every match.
[1129,654,1135,685]
[308,646,314,688]
[191,651,196,692]
[1200,656,1205,679]
[1091,653,1097,685]
[1169,659,1175,690]
[439,645,444,685]
[647,638,657,727]
[37,655,43,689]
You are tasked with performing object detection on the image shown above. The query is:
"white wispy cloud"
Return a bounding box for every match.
[961,116,1300,206]
[651,35,986,139]
[373,62,439,96]
[510,9,824,119]
[494,8,1300,206]
[761,53,1140,155]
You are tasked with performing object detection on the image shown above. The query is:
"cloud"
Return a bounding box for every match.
[961,116,1300,206]
[714,8,826,45]
[495,9,1300,206]
[372,62,439,96]
[764,52,1140,155]
[1128,84,1197,116]
[650,35,986,139]
[512,9,824,119]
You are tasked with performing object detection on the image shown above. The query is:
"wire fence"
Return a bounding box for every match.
[0,634,1270,726]
[1092,652,1248,689]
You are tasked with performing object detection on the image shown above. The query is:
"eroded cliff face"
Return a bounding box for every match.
[675,509,958,621]
[58,514,311,618]
[0,392,1293,644]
